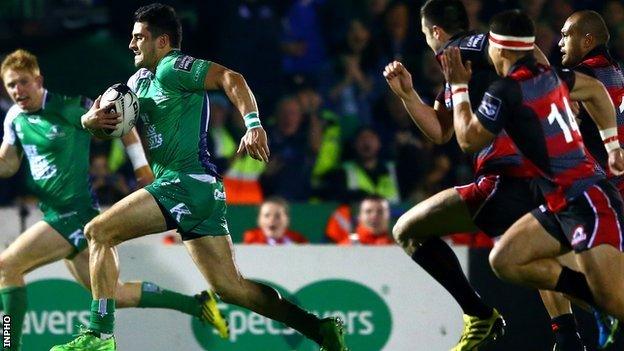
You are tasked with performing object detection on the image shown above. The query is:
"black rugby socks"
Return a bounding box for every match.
[411,237,493,319]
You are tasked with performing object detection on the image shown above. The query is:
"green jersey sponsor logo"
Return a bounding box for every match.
[145,124,163,150]
[21,279,91,349]
[22,145,57,180]
[192,279,392,351]
[170,203,192,221]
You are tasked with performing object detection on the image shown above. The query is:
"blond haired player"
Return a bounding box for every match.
[0,49,227,350]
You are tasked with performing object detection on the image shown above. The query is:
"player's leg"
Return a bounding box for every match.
[64,249,141,308]
[0,221,76,350]
[576,245,624,320]
[81,189,169,340]
[394,176,508,350]
[539,253,585,351]
[184,235,346,350]
[51,187,230,350]
[66,248,226,337]
[392,187,493,318]
[489,212,597,308]
[532,204,587,350]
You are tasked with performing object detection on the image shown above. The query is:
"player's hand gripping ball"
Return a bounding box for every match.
[86,83,139,139]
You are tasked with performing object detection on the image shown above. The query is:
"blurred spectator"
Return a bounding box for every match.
[281,0,327,77]
[326,195,393,245]
[321,127,400,204]
[327,19,376,124]
[544,0,574,32]
[90,153,129,205]
[613,26,624,64]
[602,0,624,62]
[208,93,237,172]
[243,197,308,245]
[260,96,316,201]
[522,0,547,20]
[602,0,624,31]
[373,92,435,200]
[535,21,558,61]
[378,2,419,75]
[205,93,267,204]
[462,0,487,32]
[212,0,282,112]
[414,51,445,104]
[410,153,452,203]
[290,78,343,188]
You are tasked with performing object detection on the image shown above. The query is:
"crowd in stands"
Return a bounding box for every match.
[1,0,624,245]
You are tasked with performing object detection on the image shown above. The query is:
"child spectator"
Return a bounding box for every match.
[244,197,308,245]
[326,195,394,245]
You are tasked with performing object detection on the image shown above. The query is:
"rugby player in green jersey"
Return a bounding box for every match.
[0,49,229,351]
[52,3,349,351]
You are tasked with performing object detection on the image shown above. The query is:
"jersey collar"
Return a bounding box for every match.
[436,30,477,56]
[20,89,48,114]
[41,89,49,109]
[579,45,614,68]
[155,49,181,73]
[507,55,541,79]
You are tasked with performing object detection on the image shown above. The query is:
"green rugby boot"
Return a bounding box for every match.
[319,317,349,351]
[50,328,115,351]
[451,308,506,350]
[196,290,229,339]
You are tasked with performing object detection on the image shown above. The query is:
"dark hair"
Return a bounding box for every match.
[420,0,469,35]
[490,9,534,38]
[134,3,182,48]
[573,10,610,45]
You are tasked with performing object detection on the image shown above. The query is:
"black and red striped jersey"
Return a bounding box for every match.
[435,32,538,178]
[574,46,624,181]
[475,56,603,212]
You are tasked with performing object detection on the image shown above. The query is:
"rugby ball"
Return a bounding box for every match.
[93,83,139,138]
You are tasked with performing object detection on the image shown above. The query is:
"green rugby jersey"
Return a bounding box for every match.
[3,91,97,210]
[127,50,217,179]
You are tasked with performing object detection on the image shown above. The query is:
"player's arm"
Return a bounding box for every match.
[440,47,496,152]
[569,72,616,131]
[80,96,121,131]
[204,62,269,162]
[121,129,153,187]
[383,61,454,144]
[0,142,21,178]
[567,71,624,174]
[0,113,23,177]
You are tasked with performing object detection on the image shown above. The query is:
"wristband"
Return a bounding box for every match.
[599,127,620,152]
[450,84,470,106]
[243,112,262,129]
[126,142,149,170]
[450,83,468,94]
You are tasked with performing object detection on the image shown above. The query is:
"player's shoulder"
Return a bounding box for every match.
[457,32,488,53]
[48,92,93,117]
[158,52,194,75]
[55,92,92,108]
[127,68,153,92]
[487,77,519,97]
[4,104,23,126]
[573,64,595,78]
[158,51,210,76]
[477,78,520,118]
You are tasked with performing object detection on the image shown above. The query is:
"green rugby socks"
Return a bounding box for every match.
[89,299,115,336]
[0,286,27,350]
[137,282,200,317]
